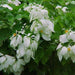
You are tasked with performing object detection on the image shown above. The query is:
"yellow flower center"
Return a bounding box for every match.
[67,48,71,51]
[40,30,43,33]
[65,30,68,33]
[13,33,17,37]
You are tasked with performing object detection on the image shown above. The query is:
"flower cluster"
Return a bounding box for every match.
[24,3,54,41]
[0,3,54,75]
[0,0,21,10]
[0,53,25,75]
[57,30,75,62]
[0,4,13,10]
[8,0,21,6]
[56,5,68,13]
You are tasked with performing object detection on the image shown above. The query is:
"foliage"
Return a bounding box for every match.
[0,0,75,75]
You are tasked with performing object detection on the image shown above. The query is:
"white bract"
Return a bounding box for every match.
[0,56,6,64]
[57,30,75,62]
[10,34,22,49]
[0,55,15,71]
[57,46,70,61]
[24,3,44,12]
[23,36,30,48]
[56,5,68,13]
[24,49,34,63]
[62,7,68,13]
[8,0,21,6]
[30,40,38,51]
[59,34,68,43]
[31,19,54,41]
[71,1,75,4]
[69,31,75,42]
[24,3,49,22]
[56,5,62,9]
[17,43,25,58]
[65,2,69,5]
[56,43,62,50]
[1,4,13,10]
[29,9,49,22]
[11,59,25,75]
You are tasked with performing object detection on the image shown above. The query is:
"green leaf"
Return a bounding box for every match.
[0,28,11,46]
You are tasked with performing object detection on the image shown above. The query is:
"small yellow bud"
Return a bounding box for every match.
[13,33,17,37]
[65,30,68,33]
[40,30,43,33]
[67,48,71,51]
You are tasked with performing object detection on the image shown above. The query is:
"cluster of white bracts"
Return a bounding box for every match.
[8,0,21,6]
[56,5,68,13]
[0,53,25,75]
[24,3,54,41]
[0,33,39,75]
[0,3,54,75]
[0,0,21,10]
[10,33,39,75]
[57,30,75,62]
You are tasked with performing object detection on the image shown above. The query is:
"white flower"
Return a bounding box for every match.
[12,59,24,72]
[65,2,69,5]
[56,5,62,9]
[29,9,49,22]
[30,9,43,22]
[24,6,31,12]
[26,49,34,58]
[30,21,40,33]
[56,5,68,13]
[24,3,49,22]
[58,47,67,61]
[56,43,62,50]
[10,34,22,48]
[71,1,75,4]
[59,34,68,43]
[59,30,75,43]
[57,45,75,61]
[17,43,25,58]
[23,36,30,48]
[27,33,31,36]
[0,56,6,64]
[71,45,75,54]
[8,0,21,6]
[70,31,75,42]
[1,4,13,10]
[59,30,71,43]
[57,46,71,61]
[30,40,38,51]
[57,30,75,62]
[24,3,43,13]
[31,19,54,41]
[34,34,40,41]
[40,19,54,32]
[62,7,68,13]
[5,55,15,66]
[41,9,49,19]
[42,34,51,41]
[24,49,34,63]
[0,55,15,71]
[24,55,30,63]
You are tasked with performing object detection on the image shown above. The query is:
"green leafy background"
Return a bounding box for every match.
[0,0,75,75]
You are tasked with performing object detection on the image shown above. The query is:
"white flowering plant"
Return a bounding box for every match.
[0,0,75,75]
